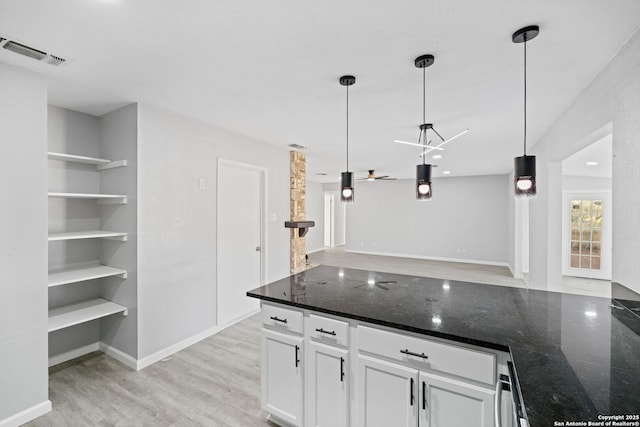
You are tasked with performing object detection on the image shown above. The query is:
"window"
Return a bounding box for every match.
[570,199,602,270]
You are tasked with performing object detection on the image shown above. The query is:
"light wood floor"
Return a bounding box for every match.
[29,248,610,426]
[27,314,274,427]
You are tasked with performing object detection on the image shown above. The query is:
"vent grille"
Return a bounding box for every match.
[46,55,66,66]
[288,143,308,150]
[0,35,68,67]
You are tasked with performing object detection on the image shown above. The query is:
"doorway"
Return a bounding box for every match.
[324,193,335,247]
[217,159,266,326]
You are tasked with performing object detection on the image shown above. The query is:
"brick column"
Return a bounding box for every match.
[290,151,306,274]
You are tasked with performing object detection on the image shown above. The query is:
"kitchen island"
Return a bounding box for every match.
[247,265,640,426]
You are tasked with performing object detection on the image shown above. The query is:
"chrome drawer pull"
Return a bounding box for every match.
[315,327,336,336]
[270,316,287,324]
[400,348,429,359]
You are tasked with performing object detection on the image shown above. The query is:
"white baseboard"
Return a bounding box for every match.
[136,308,260,371]
[98,342,138,370]
[306,247,325,254]
[48,342,99,367]
[0,400,51,427]
[344,249,509,267]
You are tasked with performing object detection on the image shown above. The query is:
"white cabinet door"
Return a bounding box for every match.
[419,371,495,427]
[356,354,418,427]
[307,341,348,427]
[262,328,304,426]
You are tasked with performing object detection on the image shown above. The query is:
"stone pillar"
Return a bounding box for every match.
[290,151,306,274]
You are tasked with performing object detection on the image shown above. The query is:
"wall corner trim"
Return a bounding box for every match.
[0,400,52,427]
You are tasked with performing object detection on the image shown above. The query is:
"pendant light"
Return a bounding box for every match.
[339,75,356,203]
[415,54,435,200]
[512,25,539,198]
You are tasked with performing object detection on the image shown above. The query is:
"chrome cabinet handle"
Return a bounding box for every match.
[270,316,287,324]
[400,348,429,359]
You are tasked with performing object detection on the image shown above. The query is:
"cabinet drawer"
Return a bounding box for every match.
[309,314,349,347]
[262,303,303,334]
[358,325,496,386]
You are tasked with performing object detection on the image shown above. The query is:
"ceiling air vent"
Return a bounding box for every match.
[288,143,308,150]
[0,36,68,67]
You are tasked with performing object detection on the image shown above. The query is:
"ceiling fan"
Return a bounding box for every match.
[393,54,469,157]
[356,170,397,181]
[395,124,469,157]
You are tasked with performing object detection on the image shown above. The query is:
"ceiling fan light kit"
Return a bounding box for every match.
[513,25,539,198]
[339,75,356,203]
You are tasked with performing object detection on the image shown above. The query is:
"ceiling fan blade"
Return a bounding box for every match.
[375,175,390,179]
[395,139,444,150]
[394,139,423,148]
[436,128,469,147]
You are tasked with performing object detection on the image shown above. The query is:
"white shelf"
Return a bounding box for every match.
[48,230,128,242]
[48,298,128,332]
[48,152,127,170]
[48,265,127,287]
[48,192,127,204]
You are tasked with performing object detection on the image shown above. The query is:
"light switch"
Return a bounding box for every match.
[198,178,206,190]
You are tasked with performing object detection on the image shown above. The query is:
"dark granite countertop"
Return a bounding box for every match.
[247,265,640,426]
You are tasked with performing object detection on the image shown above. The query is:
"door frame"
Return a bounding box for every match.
[216,158,267,324]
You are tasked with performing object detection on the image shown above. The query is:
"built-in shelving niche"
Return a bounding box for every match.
[47,105,137,367]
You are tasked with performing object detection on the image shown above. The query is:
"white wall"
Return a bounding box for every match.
[136,104,289,359]
[344,175,509,264]
[305,181,325,253]
[562,175,612,191]
[0,63,50,423]
[527,28,640,293]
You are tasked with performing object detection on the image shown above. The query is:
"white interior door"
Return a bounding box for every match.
[217,160,263,326]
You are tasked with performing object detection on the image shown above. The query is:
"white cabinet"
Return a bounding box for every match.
[262,328,304,426]
[259,303,507,427]
[356,356,495,427]
[420,372,494,427]
[356,354,418,427]
[307,341,348,427]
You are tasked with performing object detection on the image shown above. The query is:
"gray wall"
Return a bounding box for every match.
[344,175,509,264]
[305,181,325,252]
[527,28,640,293]
[0,63,49,420]
[47,106,103,358]
[99,104,138,358]
[137,104,289,359]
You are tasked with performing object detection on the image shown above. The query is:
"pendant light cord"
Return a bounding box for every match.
[346,84,349,171]
[422,66,426,165]
[523,37,527,156]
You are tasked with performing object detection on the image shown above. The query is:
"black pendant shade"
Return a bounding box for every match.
[339,75,356,203]
[416,164,432,200]
[514,155,536,198]
[512,25,539,198]
[341,171,354,203]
